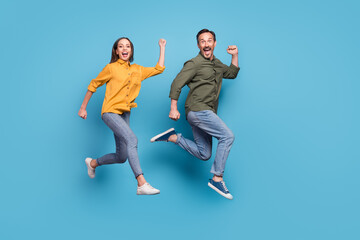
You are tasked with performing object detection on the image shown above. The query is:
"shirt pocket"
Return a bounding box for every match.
[131,72,142,82]
[129,73,142,98]
[198,68,216,81]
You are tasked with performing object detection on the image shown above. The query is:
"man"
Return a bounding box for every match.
[151,29,240,199]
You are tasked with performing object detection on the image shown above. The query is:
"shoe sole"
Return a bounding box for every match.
[150,128,175,142]
[208,182,233,200]
[136,191,160,195]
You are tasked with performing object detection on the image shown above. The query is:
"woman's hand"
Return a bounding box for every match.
[78,108,87,119]
[159,39,167,48]
[79,90,93,119]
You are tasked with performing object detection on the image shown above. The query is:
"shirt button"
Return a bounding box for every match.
[128,73,130,75]
[127,87,129,89]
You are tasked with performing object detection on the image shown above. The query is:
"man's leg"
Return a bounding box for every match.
[186,110,235,199]
[185,110,235,177]
[175,124,213,161]
[153,110,234,171]
[151,110,234,199]
[151,118,212,161]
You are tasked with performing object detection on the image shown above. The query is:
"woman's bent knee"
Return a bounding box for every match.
[115,154,127,163]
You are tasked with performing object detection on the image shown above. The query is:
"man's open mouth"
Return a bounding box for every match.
[203,47,211,55]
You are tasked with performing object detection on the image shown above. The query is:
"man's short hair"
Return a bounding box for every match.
[196,29,216,43]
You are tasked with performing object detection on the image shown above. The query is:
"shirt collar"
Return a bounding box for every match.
[117,59,131,66]
[198,52,217,62]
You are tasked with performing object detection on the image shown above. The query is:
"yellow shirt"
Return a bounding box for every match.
[88,59,165,115]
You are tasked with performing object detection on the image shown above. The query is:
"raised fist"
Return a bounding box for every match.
[159,39,167,48]
[227,45,238,55]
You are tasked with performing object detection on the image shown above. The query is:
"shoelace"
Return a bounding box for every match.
[143,183,154,189]
[221,181,229,192]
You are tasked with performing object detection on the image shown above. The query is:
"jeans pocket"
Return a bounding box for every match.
[187,111,205,126]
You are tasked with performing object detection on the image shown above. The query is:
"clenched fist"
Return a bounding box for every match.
[78,108,87,119]
[169,109,180,121]
[227,45,238,55]
[159,39,167,48]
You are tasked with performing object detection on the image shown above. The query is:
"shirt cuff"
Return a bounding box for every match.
[169,92,180,100]
[88,84,97,93]
[155,63,165,72]
[230,63,240,71]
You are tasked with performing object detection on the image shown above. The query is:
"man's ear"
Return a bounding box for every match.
[214,41,217,48]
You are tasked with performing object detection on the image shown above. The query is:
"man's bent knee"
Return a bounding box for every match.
[199,150,212,161]
[222,130,235,145]
[228,131,235,145]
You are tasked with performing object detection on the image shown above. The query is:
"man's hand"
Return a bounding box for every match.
[169,109,180,121]
[227,45,238,55]
[159,39,167,48]
[78,108,87,119]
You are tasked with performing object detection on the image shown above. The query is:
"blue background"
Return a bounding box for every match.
[1,0,359,239]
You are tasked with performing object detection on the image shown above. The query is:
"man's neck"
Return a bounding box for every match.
[199,52,214,61]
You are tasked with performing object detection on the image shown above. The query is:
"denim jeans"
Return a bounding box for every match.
[96,112,143,178]
[176,110,235,176]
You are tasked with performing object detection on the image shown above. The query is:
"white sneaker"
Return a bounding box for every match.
[85,157,95,179]
[137,183,160,195]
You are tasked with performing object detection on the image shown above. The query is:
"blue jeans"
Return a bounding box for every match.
[96,112,143,178]
[176,110,235,176]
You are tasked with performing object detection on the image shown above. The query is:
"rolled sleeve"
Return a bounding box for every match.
[223,63,240,79]
[88,64,111,92]
[140,63,165,81]
[87,84,97,93]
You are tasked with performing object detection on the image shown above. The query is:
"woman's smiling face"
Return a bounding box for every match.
[116,38,132,62]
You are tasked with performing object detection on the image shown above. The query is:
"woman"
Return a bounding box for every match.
[78,37,166,195]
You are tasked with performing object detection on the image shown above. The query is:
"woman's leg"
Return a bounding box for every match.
[95,113,130,166]
[100,112,143,178]
[87,112,159,194]
[93,135,127,165]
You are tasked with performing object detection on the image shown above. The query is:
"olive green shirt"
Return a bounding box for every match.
[169,53,240,115]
